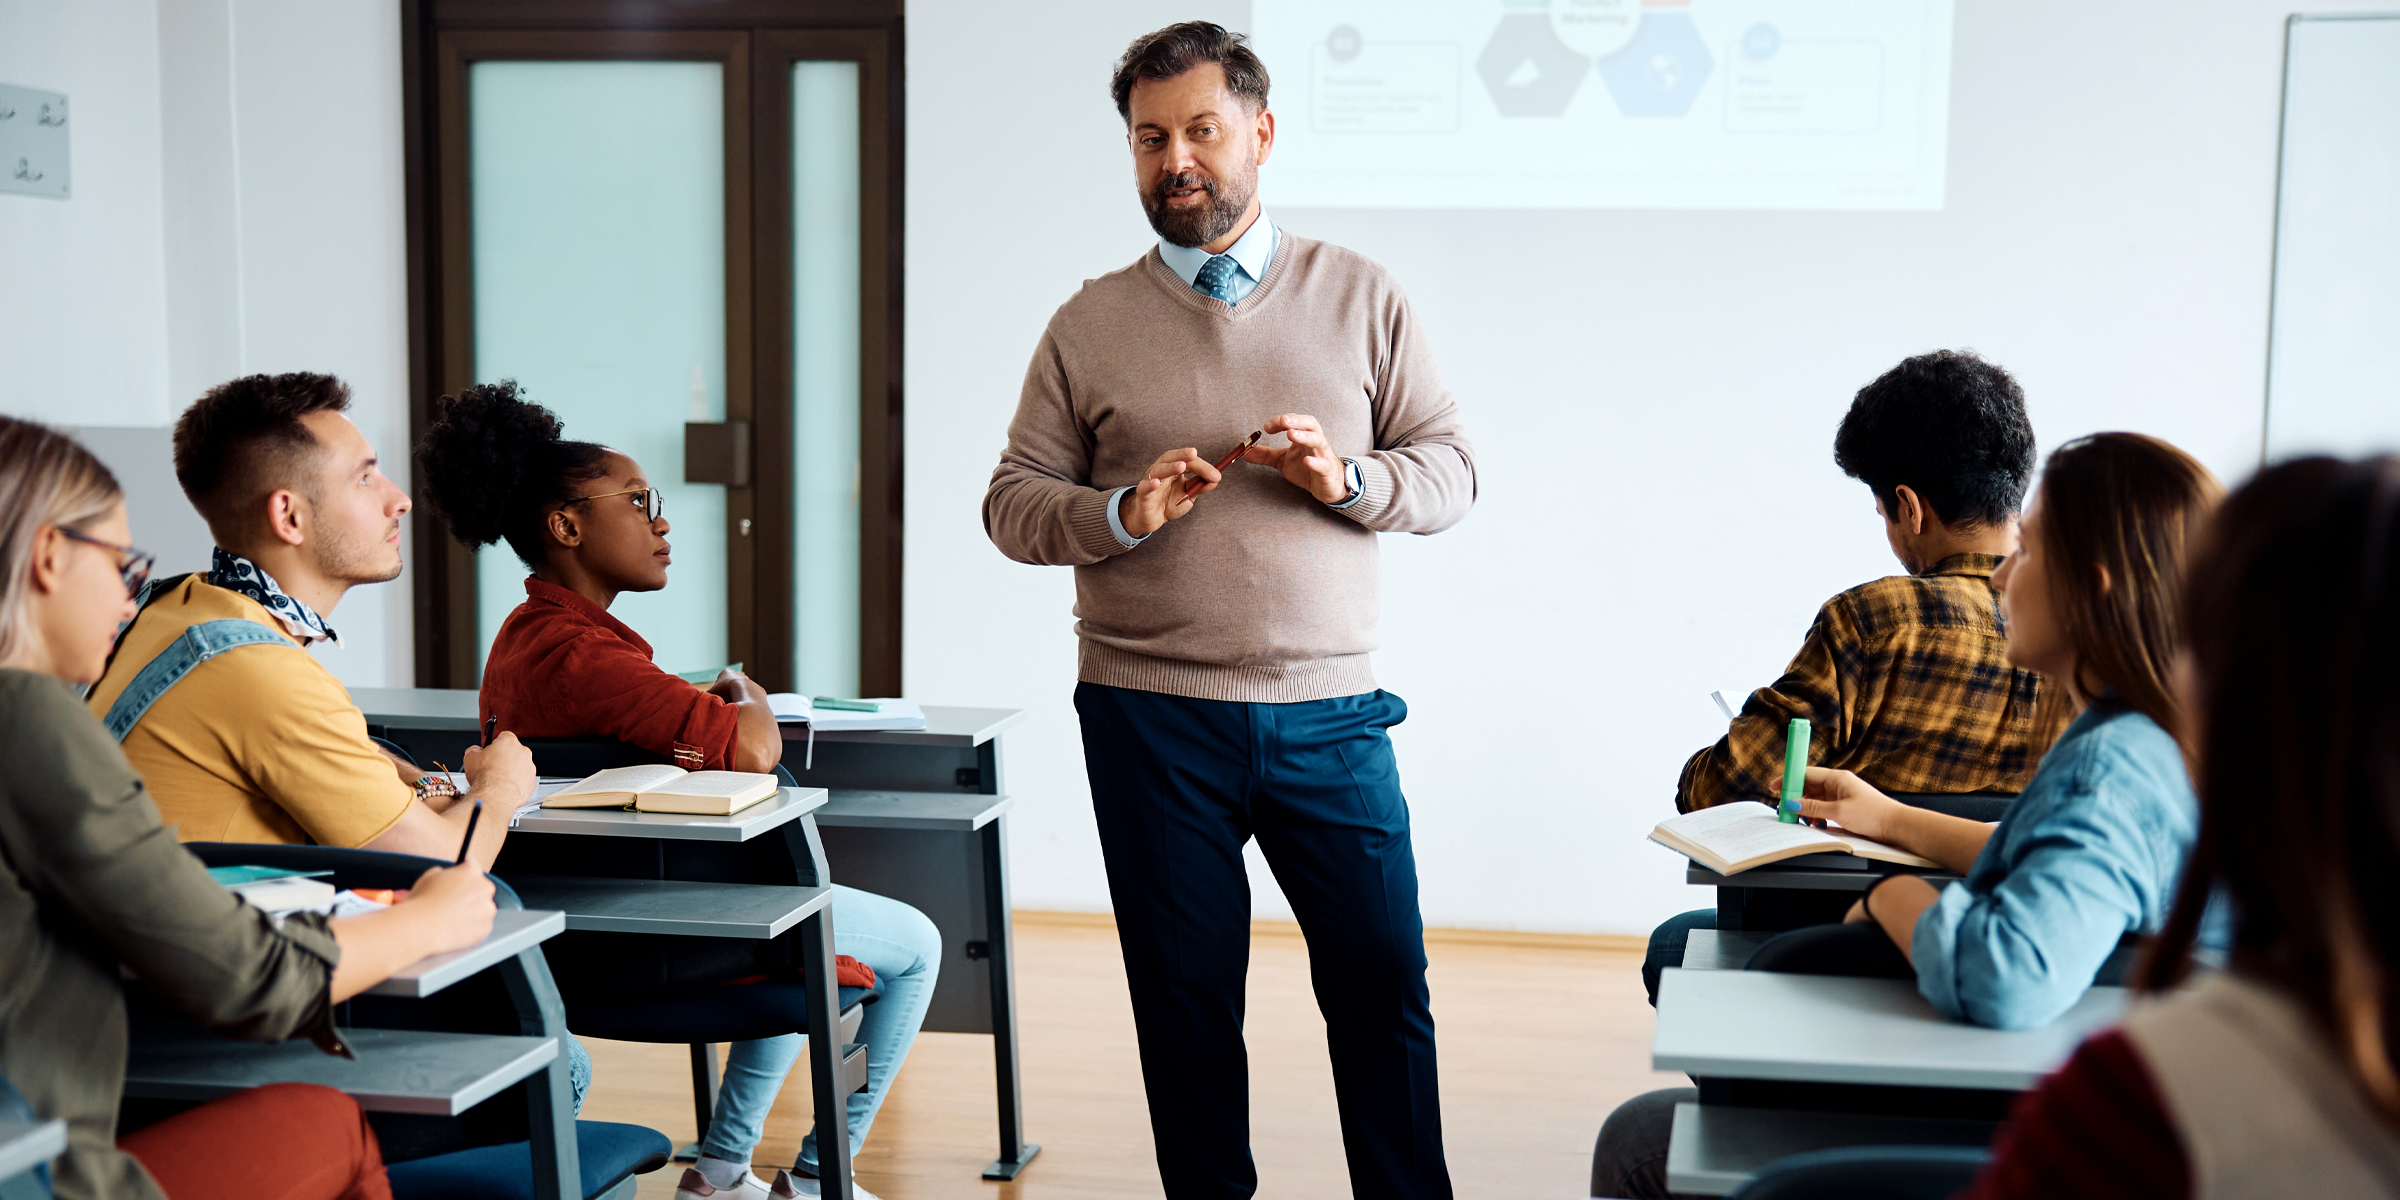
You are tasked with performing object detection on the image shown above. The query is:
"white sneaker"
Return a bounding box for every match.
[774,1170,881,1200]
[673,1167,777,1199]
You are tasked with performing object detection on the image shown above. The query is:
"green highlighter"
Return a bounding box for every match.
[1778,717,1812,823]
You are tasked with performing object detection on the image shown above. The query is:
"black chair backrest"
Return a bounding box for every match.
[1744,921,1916,979]
[1730,1145,1991,1200]
[1888,793,2016,823]
[518,737,670,778]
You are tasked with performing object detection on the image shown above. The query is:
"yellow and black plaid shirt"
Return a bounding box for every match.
[1676,553,2069,812]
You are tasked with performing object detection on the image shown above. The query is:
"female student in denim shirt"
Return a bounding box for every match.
[414,384,936,1200]
[1594,433,2219,1199]
[1794,432,2221,1030]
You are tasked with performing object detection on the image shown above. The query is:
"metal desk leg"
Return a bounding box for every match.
[500,950,583,1200]
[799,908,855,1200]
[979,814,1040,1180]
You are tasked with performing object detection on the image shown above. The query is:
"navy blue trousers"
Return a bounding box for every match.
[1075,683,1452,1200]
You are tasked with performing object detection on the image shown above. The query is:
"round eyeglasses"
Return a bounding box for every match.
[57,526,156,597]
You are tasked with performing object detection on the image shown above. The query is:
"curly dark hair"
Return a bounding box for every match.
[172,372,352,537]
[413,381,611,568]
[1833,350,2036,530]
[1111,21,1270,123]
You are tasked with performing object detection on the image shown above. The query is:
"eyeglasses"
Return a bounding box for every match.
[566,486,665,523]
[57,526,155,597]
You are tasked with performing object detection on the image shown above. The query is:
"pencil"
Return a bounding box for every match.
[455,799,483,865]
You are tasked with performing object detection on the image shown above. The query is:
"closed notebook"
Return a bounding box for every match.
[1649,801,1940,876]
[542,764,780,815]
[207,866,338,915]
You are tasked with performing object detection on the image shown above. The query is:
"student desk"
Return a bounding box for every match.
[1651,968,2125,1194]
[124,907,581,1198]
[1689,860,1963,933]
[0,1115,66,1193]
[356,689,1041,1182]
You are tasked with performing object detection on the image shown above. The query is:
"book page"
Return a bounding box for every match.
[1668,803,1844,861]
[645,770,776,799]
[545,763,686,801]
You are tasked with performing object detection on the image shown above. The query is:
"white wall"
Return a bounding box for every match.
[903,0,2396,934]
[0,0,414,688]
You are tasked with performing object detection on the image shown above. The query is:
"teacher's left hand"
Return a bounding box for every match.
[1242,414,1351,504]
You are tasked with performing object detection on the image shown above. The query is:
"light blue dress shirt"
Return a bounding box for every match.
[1105,211,1365,549]
[1911,704,2200,1030]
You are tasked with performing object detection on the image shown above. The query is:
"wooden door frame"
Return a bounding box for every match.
[400,0,905,693]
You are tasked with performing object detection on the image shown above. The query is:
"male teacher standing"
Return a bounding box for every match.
[982,22,1476,1200]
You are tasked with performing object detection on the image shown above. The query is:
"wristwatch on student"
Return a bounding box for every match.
[411,774,460,805]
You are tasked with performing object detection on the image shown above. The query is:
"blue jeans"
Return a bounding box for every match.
[697,884,940,1173]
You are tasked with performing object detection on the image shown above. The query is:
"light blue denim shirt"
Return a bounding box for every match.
[1912,703,2198,1030]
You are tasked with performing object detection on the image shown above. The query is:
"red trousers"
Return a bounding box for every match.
[119,1083,391,1200]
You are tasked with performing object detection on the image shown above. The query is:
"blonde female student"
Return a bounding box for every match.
[1965,457,2400,1198]
[1594,433,2221,1199]
[0,416,498,1200]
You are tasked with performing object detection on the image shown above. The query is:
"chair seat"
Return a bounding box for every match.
[387,1120,670,1200]
[566,980,877,1044]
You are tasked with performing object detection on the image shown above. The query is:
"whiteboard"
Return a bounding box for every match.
[2263,14,2400,461]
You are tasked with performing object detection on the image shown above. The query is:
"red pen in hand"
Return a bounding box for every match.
[1185,430,1264,499]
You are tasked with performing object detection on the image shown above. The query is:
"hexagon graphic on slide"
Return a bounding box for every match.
[1595,11,1714,117]
[1475,13,1590,117]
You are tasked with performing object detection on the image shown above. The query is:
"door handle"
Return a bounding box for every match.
[684,421,751,487]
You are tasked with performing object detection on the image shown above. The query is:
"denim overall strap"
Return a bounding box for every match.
[103,618,290,742]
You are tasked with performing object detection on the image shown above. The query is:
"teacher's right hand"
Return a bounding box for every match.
[1120,446,1222,539]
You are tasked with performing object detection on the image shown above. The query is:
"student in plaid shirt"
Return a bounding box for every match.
[1644,350,2069,1006]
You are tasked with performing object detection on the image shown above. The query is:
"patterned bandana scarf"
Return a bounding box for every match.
[208,547,342,645]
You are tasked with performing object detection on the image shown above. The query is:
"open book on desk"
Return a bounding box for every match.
[766,695,926,732]
[1651,801,1940,876]
[540,764,779,815]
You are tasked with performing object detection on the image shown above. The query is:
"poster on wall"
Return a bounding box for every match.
[1248,0,1954,211]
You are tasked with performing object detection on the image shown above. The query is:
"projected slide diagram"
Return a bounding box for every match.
[1250,0,1954,210]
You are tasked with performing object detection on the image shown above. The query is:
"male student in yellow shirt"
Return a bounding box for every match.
[87,372,531,866]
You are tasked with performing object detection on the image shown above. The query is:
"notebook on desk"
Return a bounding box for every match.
[766,695,927,732]
[1650,801,1939,876]
[541,764,779,815]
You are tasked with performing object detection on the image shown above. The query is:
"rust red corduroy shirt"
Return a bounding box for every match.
[478,578,740,770]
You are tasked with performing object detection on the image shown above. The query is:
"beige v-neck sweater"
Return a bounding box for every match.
[983,233,1477,703]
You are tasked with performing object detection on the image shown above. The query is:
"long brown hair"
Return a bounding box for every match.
[0,417,123,665]
[2140,456,2400,1125]
[2028,433,2221,733]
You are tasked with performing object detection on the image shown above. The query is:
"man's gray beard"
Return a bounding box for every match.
[1144,168,1257,249]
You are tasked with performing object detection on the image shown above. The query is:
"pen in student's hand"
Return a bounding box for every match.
[1184,430,1264,498]
[483,716,497,747]
[1778,718,1812,824]
[455,800,483,865]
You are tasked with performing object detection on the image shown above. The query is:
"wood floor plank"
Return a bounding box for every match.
[586,917,1680,1198]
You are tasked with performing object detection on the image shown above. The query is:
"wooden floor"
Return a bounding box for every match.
[586,914,1678,1199]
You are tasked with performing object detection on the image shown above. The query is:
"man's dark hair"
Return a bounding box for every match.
[1832,350,2035,530]
[172,372,353,536]
[1111,22,1270,124]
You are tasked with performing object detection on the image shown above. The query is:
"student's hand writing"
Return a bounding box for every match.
[402,864,497,955]
[1242,414,1350,505]
[461,731,536,806]
[1792,766,1907,842]
[708,668,764,704]
[1121,447,1220,539]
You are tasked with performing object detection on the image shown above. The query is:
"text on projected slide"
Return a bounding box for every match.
[1249,0,1954,211]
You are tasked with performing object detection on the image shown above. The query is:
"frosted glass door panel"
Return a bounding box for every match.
[470,61,729,678]
[791,61,861,696]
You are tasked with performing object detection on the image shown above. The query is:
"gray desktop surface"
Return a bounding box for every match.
[1681,928,1772,972]
[1688,863,1962,893]
[124,1025,556,1115]
[366,908,563,998]
[350,688,1028,749]
[1665,1102,1996,1196]
[504,877,832,939]
[512,786,825,842]
[816,790,1015,832]
[349,686,480,731]
[0,1116,66,1183]
[1653,969,2127,1090]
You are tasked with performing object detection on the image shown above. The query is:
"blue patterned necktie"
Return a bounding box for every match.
[1194,253,1240,303]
